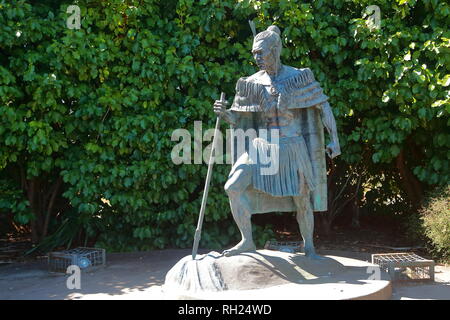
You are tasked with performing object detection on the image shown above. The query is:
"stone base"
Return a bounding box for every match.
[163,250,392,300]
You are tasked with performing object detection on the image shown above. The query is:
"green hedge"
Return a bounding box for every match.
[0,0,448,251]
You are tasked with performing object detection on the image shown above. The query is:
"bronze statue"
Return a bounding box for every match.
[213,26,341,258]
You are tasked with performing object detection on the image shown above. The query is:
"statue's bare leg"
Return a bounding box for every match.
[293,175,325,260]
[223,154,255,256]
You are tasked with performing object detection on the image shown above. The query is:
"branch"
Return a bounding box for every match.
[333,173,363,218]
[331,170,353,208]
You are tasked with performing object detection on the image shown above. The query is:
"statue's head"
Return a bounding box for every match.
[252,25,282,75]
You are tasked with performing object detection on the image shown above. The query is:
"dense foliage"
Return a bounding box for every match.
[421,185,450,261]
[0,0,448,252]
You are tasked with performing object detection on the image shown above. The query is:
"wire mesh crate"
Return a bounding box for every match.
[264,240,304,253]
[371,252,434,281]
[48,247,106,273]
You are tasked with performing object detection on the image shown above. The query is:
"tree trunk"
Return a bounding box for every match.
[396,149,423,208]
[317,212,332,236]
[322,217,332,236]
[351,198,360,228]
[26,179,39,244]
[25,175,63,244]
[43,177,62,238]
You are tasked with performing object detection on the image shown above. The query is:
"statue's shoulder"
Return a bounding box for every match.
[279,66,315,84]
[236,66,316,86]
[236,70,266,85]
[233,71,267,95]
[233,66,316,94]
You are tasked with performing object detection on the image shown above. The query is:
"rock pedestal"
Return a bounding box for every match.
[163,250,392,300]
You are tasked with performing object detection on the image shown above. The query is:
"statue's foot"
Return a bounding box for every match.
[223,240,256,257]
[305,249,327,260]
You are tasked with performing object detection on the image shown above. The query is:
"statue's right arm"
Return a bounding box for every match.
[221,109,237,126]
[213,99,237,126]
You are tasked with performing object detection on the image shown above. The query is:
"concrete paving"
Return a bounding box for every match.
[0,249,448,300]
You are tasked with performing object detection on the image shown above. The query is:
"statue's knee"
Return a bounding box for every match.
[225,176,248,197]
[224,180,237,197]
[225,166,251,197]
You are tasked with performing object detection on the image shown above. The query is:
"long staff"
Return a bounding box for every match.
[191,92,225,260]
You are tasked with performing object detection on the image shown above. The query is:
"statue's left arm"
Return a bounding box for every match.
[318,101,341,159]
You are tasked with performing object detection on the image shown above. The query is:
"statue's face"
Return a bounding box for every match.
[252,39,278,72]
